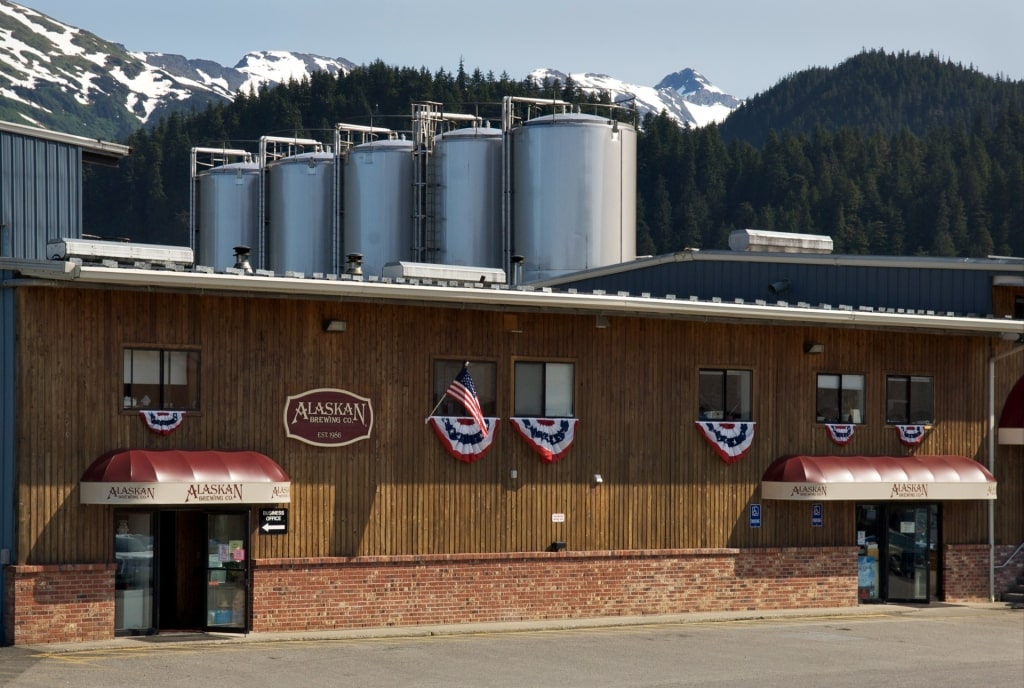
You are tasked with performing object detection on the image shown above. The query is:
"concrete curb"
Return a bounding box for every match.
[17,602,1016,654]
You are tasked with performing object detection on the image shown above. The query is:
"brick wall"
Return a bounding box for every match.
[994,544,1024,598]
[251,547,858,633]
[943,544,992,601]
[5,564,114,645]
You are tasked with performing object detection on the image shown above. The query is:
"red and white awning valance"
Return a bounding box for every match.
[761,454,996,501]
[81,449,290,505]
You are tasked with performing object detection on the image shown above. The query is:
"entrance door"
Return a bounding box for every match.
[856,503,939,603]
[121,510,250,634]
[205,512,249,631]
[886,505,931,602]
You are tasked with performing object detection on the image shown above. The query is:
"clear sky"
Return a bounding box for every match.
[17,0,1024,99]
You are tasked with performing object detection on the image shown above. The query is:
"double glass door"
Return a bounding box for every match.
[114,510,249,635]
[857,503,939,602]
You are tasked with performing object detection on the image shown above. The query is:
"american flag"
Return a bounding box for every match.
[447,364,487,437]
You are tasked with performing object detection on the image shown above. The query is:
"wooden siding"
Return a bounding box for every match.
[13,285,1019,564]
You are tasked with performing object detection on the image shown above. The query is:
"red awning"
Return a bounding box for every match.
[998,376,1024,445]
[761,454,996,501]
[81,449,290,505]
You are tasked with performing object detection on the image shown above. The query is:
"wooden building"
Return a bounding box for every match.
[1,124,1023,646]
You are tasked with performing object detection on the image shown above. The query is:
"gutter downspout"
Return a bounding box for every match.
[988,342,1024,602]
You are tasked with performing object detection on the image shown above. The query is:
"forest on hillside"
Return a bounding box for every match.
[83,50,1024,259]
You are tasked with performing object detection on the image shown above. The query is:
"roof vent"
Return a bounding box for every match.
[728,229,833,254]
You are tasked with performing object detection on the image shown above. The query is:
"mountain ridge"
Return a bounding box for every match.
[0,1,740,140]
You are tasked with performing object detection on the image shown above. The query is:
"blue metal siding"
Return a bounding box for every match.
[0,274,15,636]
[564,260,996,316]
[1,132,82,259]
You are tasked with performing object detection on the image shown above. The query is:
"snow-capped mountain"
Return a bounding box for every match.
[528,68,742,127]
[0,1,741,141]
[0,2,353,138]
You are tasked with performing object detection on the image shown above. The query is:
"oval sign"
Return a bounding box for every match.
[283,388,374,447]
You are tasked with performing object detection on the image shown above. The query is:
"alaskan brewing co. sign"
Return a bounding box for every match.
[283,388,374,447]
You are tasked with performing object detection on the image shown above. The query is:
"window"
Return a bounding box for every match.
[699,369,752,421]
[433,360,497,417]
[816,373,865,424]
[886,375,934,425]
[514,361,574,417]
[123,348,200,410]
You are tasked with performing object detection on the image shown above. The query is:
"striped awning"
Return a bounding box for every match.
[761,454,996,501]
[998,377,1024,445]
[81,449,290,505]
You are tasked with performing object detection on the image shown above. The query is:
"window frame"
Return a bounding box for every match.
[512,359,576,418]
[815,372,866,425]
[885,374,935,425]
[122,346,201,412]
[698,368,753,421]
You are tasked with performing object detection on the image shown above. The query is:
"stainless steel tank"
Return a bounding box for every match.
[432,126,503,269]
[343,139,414,278]
[196,161,260,271]
[266,151,337,276]
[512,113,637,282]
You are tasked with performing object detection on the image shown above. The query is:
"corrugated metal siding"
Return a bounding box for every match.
[0,276,15,632]
[565,261,996,315]
[0,131,81,259]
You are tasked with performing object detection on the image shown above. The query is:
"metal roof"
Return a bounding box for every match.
[0,121,130,164]
[535,249,1024,317]
[1,257,1021,340]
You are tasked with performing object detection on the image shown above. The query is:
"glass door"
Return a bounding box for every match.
[886,505,930,602]
[857,503,939,603]
[205,512,249,631]
[114,511,155,634]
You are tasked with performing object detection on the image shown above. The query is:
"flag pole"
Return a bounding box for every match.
[424,361,472,423]
[425,393,448,422]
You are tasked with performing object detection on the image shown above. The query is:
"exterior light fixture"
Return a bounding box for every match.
[322,319,347,333]
[593,473,604,485]
[595,315,610,329]
[804,342,825,354]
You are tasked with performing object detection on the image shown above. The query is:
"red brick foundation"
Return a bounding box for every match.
[251,547,858,633]
[994,544,1024,599]
[943,544,993,601]
[5,563,115,645]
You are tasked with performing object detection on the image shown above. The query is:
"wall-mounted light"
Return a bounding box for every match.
[595,315,610,329]
[593,473,604,485]
[322,319,347,333]
[768,279,791,296]
[804,342,825,354]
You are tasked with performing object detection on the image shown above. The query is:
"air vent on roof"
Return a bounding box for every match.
[728,229,833,254]
[47,238,194,266]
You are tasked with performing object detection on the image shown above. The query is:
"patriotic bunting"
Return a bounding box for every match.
[429,416,498,463]
[825,423,855,445]
[896,424,927,446]
[140,410,186,435]
[510,417,579,463]
[694,421,756,464]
